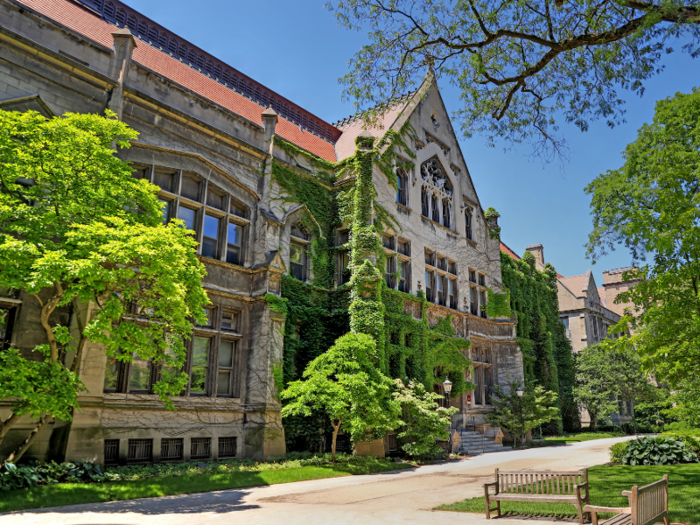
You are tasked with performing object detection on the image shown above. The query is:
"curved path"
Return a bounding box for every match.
[2,437,632,525]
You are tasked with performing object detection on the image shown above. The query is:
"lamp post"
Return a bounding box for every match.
[443,377,453,455]
[516,386,525,448]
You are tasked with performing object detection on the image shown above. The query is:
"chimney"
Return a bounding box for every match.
[525,244,545,269]
[107,27,137,119]
[262,107,278,143]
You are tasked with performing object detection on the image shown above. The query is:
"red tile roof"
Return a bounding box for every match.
[16,0,338,161]
[334,95,414,161]
[500,242,520,260]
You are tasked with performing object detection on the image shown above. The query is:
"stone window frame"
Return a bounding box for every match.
[289,222,311,283]
[132,164,251,267]
[103,302,244,399]
[469,346,494,406]
[420,156,455,231]
[383,233,411,294]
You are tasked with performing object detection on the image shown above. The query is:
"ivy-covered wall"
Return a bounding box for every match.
[270,130,475,452]
[500,251,578,433]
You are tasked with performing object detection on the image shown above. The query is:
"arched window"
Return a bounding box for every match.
[396,168,407,206]
[465,206,473,240]
[420,156,454,229]
[421,186,429,216]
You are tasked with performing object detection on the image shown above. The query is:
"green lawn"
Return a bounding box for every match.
[542,432,625,445]
[0,459,411,514]
[436,464,700,525]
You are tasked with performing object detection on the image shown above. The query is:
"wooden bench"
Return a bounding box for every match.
[484,468,590,524]
[583,475,670,525]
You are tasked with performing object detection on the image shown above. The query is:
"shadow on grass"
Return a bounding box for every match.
[0,462,414,515]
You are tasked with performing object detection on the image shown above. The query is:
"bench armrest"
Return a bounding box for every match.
[574,481,588,489]
[584,505,632,514]
[484,481,498,495]
[621,490,632,497]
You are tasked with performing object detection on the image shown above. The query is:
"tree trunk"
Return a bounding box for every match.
[2,415,52,466]
[589,413,598,432]
[331,420,341,463]
[0,412,19,443]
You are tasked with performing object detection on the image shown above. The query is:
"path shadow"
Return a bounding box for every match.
[7,489,260,516]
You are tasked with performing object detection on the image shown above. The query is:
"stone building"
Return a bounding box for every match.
[602,266,642,332]
[520,244,633,425]
[0,0,523,464]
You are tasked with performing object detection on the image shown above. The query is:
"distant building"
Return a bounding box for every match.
[602,267,643,331]
[502,243,633,425]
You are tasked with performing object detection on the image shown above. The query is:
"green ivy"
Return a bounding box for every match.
[273,124,476,450]
[487,288,512,318]
[500,251,577,433]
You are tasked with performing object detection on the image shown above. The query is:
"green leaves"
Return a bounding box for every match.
[485,380,560,446]
[0,348,85,420]
[620,437,698,466]
[585,88,700,425]
[281,333,401,450]
[393,379,457,457]
[0,109,209,421]
[328,0,699,156]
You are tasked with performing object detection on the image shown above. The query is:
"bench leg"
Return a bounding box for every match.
[496,500,501,518]
[576,504,584,525]
[663,514,670,525]
[484,488,491,519]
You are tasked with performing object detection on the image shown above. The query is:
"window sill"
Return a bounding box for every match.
[420,215,458,235]
[395,202,411,213]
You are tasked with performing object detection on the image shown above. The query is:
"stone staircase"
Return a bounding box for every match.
[454,429,508,455]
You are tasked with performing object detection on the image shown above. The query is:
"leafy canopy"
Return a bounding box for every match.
[0,110,208,419]
[585,88,700,425]
[281,333,400,459]
[328,0,700,157]
[392,379,457,457]
[485,380,559,446]
[573,343,654,430]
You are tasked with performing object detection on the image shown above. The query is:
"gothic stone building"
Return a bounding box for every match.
[0,0,523,464]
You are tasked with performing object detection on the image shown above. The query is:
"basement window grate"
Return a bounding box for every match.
[104,439,119,464]
[191,437,211,460]
[161,438,183,461]
[127,439,153,463]
[218,437,237,459]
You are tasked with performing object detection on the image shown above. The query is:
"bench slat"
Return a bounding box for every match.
[493,494,579,503]
[600,514,632,525]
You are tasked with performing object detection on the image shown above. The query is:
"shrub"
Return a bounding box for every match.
[610,441,629,463]
[0,461,105,491]
[661,429,700,456]
[620,436,698,466]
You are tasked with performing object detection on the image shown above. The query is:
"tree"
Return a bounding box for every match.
[392,379,457,457]
[328,0,700,157]
[573,344,654,431]
[0,110,208,463]
[280,333,400,461]
[585,88,700,425]
[485,380,559,447]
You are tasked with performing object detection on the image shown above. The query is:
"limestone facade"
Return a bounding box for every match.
[0,0,523,464]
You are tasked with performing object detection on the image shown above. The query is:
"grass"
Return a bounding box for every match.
[0,458,410,514]
[435,463,700,525]
[542,432,625,445]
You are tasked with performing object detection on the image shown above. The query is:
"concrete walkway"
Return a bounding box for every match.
[2,437,631,525]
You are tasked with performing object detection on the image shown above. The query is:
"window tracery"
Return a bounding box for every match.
[420,156,453,230]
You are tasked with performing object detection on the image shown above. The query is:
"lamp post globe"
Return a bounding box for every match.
[443,377,452,395]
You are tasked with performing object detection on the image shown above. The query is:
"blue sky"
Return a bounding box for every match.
[125,0,698,284]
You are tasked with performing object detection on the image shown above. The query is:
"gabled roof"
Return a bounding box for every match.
[597,287,607,307]
[559,274,590,298]
[333,91,417,161]
[15,0,339,161]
